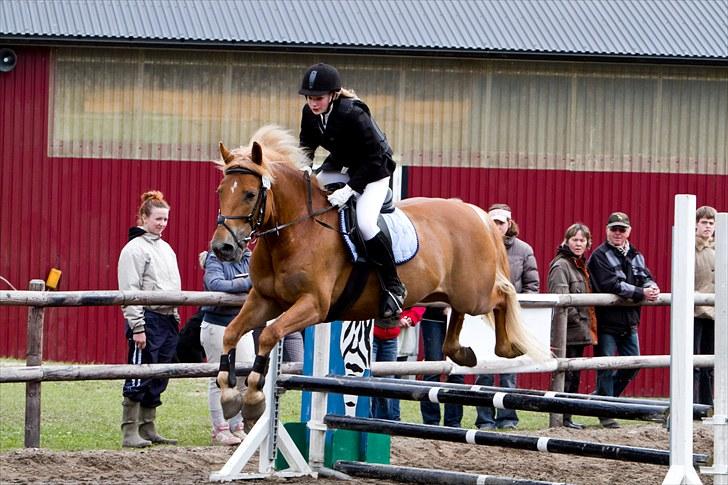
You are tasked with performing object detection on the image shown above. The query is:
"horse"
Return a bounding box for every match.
[210,125,545,427]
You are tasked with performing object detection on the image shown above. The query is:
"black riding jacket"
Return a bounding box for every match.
[587,242,656,334]
[299,97,395,193]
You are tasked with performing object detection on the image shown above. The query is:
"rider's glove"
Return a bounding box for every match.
[327,185,356,207]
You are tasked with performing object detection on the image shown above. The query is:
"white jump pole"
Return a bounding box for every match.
[308,322,331,470]
[663,194,702,485]
[701,212,728,484]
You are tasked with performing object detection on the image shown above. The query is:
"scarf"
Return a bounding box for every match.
[556,245,598,343]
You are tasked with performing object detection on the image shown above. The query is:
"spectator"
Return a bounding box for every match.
[117,190,180,448]
[694,205,716,406]
[588,212,659,428]
[200,250,255,446]
[420,307,465,428]
[371,307,425,420]
[548,223,597,429]
[299,63,405,319]
[475,203,539,430]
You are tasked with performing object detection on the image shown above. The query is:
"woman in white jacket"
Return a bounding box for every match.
[117,190,181,448]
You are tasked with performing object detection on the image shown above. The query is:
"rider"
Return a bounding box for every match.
[298,63,406,319]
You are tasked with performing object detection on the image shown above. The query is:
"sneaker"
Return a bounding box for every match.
[212,423,242,446]
[477,423,496,430]
[498,422,518,430]
[599,418,621,429]
[230,422,246,440]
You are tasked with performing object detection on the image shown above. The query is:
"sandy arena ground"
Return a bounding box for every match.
[0,422,715,484]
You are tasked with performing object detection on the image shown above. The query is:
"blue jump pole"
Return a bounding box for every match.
[334,460,572,485]
[278,374,669,422]
[325,415,710,467]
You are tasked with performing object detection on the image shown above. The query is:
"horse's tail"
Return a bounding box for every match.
[466,204,549,362]
[494,269,550,361]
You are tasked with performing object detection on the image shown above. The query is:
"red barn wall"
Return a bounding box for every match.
[2,47,725,397]
[1,47,216,364]
[405,166,727,396]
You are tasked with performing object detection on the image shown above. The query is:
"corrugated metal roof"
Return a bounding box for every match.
[1,0,726,60]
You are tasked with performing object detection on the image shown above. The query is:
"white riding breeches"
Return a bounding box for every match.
[317,170,390,241]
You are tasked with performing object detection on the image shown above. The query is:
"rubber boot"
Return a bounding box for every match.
[139,406,178,445]
[364,232,407,319]
[563,414,585,429]
[121,397,152,448]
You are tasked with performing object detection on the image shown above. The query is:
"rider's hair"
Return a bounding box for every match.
[562,223,592,250]
[137,190,169,223]
[332,87,357,102]
[488,203,519,237]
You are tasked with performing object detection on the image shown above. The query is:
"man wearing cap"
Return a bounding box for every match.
[475,203,539,430]
[587,212,659,428]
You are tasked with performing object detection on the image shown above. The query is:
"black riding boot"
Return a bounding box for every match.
[364,232,407,319]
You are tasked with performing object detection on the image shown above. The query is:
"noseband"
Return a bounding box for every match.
[216,166,269,250]
[216,165,338,251]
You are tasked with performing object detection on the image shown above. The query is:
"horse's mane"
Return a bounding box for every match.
[214,125,309,180]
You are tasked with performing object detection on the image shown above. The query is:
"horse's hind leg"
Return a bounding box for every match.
[442,310,478,367]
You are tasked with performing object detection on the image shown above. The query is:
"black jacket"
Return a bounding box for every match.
[300,97,395,193]
[587,242,656,334]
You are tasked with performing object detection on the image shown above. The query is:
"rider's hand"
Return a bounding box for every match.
[327,185,356,207]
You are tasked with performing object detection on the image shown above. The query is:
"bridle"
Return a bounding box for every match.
[216,165,338,250]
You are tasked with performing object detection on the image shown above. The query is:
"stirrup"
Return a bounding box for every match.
[380,286,406,319]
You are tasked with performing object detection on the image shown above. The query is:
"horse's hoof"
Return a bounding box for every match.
[495,343,524,359]
[220,387,243,420]
[448,347,478,367]
[243,390,266,425]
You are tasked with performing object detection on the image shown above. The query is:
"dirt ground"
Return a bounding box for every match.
[0,422,715,485]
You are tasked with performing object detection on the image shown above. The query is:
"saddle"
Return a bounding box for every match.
[324,184,419,321]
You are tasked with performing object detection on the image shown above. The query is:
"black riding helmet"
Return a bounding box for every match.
[299,63,341,96]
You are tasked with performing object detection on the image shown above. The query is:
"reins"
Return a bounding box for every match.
[217,165,339,250]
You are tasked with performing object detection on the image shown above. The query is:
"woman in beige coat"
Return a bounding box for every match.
[548,223,597,429]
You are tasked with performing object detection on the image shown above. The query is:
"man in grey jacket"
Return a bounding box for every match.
[475,204,539,430]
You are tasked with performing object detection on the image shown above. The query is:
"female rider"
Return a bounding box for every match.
[298,63,405,319]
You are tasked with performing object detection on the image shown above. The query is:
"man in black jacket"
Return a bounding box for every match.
[587,212,659,428]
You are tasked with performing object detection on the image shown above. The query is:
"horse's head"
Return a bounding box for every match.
[211,141,271,262]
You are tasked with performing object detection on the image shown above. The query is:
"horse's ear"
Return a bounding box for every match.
[219,141,233,164]
[251,141,263,166]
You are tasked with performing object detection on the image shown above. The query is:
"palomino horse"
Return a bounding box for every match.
[211,125,544,426]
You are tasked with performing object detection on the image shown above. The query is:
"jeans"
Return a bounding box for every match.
[419,318,464,427]
[693,317,714,405]
[594,326,640,397]
[475,373,518,427]
[123,310,179,408]
[371,336,399,420]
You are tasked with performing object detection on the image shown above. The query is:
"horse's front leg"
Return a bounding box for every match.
[216,289,279,421]
[243,294,322,430]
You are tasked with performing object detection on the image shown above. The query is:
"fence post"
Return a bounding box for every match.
[663,195,701,485]
[702,212,728,484]
[25,279,45,448]
[548,305,567,427]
